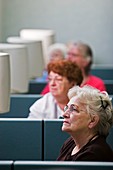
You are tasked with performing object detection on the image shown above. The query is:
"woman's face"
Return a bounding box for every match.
[50,50,64,62]
[48,71,74,98]
[62,96,91,135]
[67,45,88,69]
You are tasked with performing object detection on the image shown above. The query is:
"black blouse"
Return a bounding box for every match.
[57,136,113,161]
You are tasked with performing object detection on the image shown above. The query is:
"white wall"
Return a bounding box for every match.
[0,0,2,41]
[1,0,113,64]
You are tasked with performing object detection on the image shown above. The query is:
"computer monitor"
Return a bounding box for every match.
[0,43,29,93]
[0,52,10,113]
[20,29,55,67]
[7,36,45,79]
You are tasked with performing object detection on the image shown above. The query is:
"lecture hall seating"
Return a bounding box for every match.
[1,161,113,170]
[28,66,113,94]
[43,119,70,160]
[28,79,113,94]
[0,119,42,160]
[0,120,112,161]
[43,120,113,161]
[13,161,113,170]
[91,66,113,80]
[0,161,13,170]
[0,94,42,118]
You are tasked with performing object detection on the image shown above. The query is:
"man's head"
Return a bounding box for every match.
[67,42,93,75]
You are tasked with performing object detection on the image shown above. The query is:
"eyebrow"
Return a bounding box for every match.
[48,75,62,78]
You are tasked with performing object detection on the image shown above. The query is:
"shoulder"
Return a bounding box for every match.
[31,92,54,107]
[89,75,104,82]
[38,92,54,100]
[76,136,113,161]
[28,93,55,119]
[86,75,106,91]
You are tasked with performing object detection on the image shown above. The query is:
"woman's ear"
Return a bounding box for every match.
[88,115,99,129]
[70,82,76,89]
[86,56,91,62]
[83,56,91,67]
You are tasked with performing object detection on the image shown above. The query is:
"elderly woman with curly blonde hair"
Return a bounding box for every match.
[57,85,113,161]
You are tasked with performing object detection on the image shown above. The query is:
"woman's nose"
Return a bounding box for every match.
[49,79,56,85]
[62,110,70,118]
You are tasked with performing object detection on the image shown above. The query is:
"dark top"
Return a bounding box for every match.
[57,136,113,161]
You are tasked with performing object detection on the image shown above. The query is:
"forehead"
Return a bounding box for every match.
[51,50,62,55]
[68,96,78,105]
[68,45,80,52]
[49,71,62,77]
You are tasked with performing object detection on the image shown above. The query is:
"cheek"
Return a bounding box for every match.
[71,114,90,128]
[57,80,72,93]
[69,115,78,128]
[71,58,77,63]
[75,59,83,66]
[80,117,91,130]
[65,81,74,90]
[54,83,65,94]
[59,82,69,90]
[57,83,64,89]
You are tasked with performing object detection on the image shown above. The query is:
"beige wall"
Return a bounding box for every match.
[1,0,113,65]
[0,0,2,41]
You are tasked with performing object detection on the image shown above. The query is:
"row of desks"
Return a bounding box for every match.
[28,80,113,94]
[0,119,113,161]
[1,160,113,170]
[28,67,113,94]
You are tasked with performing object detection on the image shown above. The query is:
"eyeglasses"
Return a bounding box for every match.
[48,76,63,83]
[64,104,80,113]
[67,52,81,58]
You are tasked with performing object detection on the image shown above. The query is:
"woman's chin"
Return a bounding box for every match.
[62,125,70,132]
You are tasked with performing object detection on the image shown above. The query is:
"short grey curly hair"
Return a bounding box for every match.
[48,43,67,60]
[68,85,113,137]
